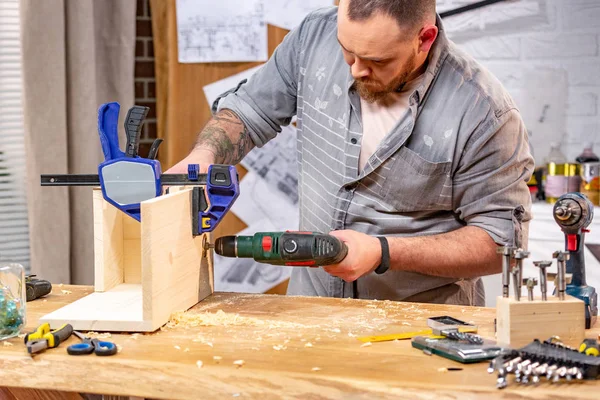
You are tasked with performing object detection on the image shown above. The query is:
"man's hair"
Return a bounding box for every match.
[346,0,436,33]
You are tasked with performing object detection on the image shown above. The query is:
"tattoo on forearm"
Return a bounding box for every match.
[195,109,254,164]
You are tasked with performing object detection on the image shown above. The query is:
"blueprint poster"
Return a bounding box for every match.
[265,0,334,30]
[176,0,268,63]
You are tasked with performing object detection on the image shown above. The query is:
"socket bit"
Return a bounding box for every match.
[511,267,521,301]
[497,246,516,298]
[553,251,570,300]
[513,249,530,288]
[505,357,522,373]
[524,277,538,301]
[533,260,552,301]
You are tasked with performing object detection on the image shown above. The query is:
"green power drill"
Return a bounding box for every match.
[213,231,348,266]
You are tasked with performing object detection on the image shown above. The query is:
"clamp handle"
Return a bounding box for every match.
[124,105,149,157]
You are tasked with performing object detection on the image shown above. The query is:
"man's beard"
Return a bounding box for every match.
[352,52,417,104]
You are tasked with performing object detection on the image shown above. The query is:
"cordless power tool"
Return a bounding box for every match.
[213,231,348,266]
[553,192,597,328]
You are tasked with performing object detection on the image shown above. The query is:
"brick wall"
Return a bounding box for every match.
[439,0,600,163]
[135,0,157,158]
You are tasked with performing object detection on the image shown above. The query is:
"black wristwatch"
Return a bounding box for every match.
[375,236,390,275]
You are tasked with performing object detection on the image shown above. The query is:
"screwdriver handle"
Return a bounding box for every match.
[124,105,149,158]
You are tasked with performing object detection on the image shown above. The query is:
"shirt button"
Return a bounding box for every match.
[350,138,357,144]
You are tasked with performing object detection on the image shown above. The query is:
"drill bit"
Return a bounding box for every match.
[497,246,516,298]
[511,267,521,301]
[553,251,570,300]
[513,249,530,290]
[533,260,552,301]
[524,277,538,301]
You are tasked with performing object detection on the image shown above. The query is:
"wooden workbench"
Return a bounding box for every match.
[1,286,599,399]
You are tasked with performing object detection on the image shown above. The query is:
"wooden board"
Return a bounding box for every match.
[93,189,124,292]
[141,188,212,329]
[40,284,152,332]
[43,188,212,332]
[496,295,586,347]
[4,286,600,399]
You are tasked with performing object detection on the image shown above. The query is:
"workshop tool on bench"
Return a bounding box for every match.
[412,336,503,364]
[533,260,552,301]
[524,277,538,301]
[25,275,52,302]
[553,192,597,328]
[211,231,348,267]
[358,315,479,343]
[511,250,529,301]
[67,331,117,356]
[488,337,600,389]
[24,322,73,355]
[579,338,599,357]
[41,103,239,232]
[498,245,516,298]
[553,251,569,301]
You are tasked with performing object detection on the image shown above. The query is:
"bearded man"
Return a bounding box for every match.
[169,0,533,306]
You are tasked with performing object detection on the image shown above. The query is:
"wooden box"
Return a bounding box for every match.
[40,188,213,332]
[496,295,585,348]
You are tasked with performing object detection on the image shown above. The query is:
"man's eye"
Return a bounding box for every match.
[372,60,385,65]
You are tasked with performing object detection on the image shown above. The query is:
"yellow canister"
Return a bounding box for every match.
[580,162,600,206]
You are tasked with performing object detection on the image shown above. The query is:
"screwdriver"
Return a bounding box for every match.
[24,322,74,355]
[211,231,348,266]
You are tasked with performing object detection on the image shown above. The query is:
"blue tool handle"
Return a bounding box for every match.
[124,106,149,157]
[98,103,126,161]
[94,340,118,356]
[67,342,95,355]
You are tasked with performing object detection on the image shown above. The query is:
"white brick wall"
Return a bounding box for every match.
[442,0,600,162]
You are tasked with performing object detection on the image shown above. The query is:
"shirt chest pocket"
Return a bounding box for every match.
[380,146,453,212]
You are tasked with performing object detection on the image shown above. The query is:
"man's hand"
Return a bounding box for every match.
[322,230,382,282]
[165,149,215,174]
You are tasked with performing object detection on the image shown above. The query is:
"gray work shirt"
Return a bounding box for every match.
[217,7,534,306]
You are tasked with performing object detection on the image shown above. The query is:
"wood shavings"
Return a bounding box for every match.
[61,290,72,295]
[206,342,213,348]
[233,359,245,368]
[347,332,357,338]
[167,309,320,330]
[402,322,412,326]
[251,347,260,351]
[196,360,204,368]
[184,348,190,352]
[17,333,26,339]
[305,342,313,348]
[116,344,123,354]
[311,367,321,372]
[130,333,140,340]
[3,341,13,347]
[360,342,372,348]
[86,332,112,339]
[213,356,222,363]
[58,283,64,287]
[438,367,447,372]
[273,345,287,351]
[42,299,47,302]
[174,345,181,350]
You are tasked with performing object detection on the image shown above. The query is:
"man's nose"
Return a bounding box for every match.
[351,58,370,79]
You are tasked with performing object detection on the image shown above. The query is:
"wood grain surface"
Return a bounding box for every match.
[2,286,600,399]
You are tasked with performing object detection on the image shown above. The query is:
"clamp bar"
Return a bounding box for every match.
[41,174,208,186]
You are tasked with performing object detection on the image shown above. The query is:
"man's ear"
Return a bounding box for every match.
[418,25,438,53]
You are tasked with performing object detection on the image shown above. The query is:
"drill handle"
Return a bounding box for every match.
[566,232,586,287]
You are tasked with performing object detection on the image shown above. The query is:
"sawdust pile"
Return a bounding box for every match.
[167,309,321,330]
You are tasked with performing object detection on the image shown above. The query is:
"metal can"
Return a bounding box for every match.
[546,162,567,204]
[580,162,600,206]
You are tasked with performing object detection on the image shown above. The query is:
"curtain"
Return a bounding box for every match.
[20,0,136,284]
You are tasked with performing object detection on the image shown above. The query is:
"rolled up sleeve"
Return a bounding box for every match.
[453,108,534,248]
[216,19,306,148]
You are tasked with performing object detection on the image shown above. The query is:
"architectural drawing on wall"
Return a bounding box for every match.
[176,0,268,63]
[241,125,299,205]
[265,0,334,30]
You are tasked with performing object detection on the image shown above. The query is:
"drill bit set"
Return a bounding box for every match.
[496,245,586,348]
[497,246,571,303]
[488,337,600,389]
